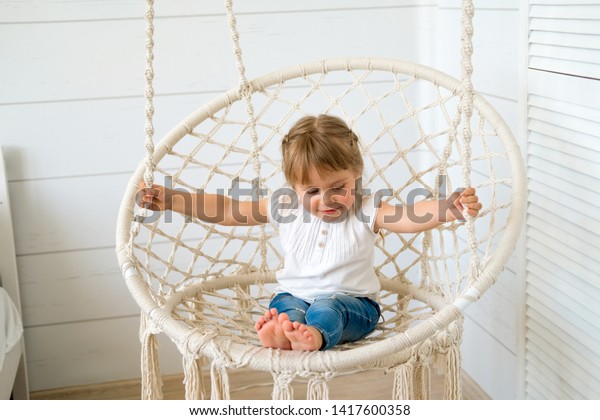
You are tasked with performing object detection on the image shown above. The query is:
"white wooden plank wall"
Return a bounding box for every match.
[525,1,600,400]
[0,0,442,391]
[436,0,522,399]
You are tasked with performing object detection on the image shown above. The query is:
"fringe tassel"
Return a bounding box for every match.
[272,372,294,400]
[443,342,462,400]
[140,331,163,399]
[413,360,431,400]
[307,375,329,400]
[210,361,231,400]
[392,362,414,400]
[183,355,206,400]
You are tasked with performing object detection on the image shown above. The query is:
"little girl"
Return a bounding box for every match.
[139,114,482,351]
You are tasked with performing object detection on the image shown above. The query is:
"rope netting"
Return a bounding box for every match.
[163,274,446,352]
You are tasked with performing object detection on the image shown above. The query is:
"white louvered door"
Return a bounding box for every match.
[525,1,600,400]
[529,0,600,78]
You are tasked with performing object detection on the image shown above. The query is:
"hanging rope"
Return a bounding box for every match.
[224,0,269,271]
[135,2,161,401]
[421,0,480,296]
[458,0,481,285]
[143,0,156,190]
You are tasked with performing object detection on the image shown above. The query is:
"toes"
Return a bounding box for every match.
[281,319,294,332]
[255,313,270,328]
[255,318,264,331]
[257,308,279,331]
[263,308,277,322]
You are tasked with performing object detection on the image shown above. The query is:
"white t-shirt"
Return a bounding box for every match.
[268,193,381,302]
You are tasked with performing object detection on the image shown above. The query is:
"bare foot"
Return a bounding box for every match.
[255,308,292,350]
[281,318,323,351]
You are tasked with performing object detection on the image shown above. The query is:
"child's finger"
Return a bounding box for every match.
[460,187,476,197]
[141,187,160,197]
[469,202,483,211]
[460,194,479,204]
[135,188,146,205]
[464,202,482,215]
[138,181,153,192]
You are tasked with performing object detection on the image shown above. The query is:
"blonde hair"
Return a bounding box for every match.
[281,115,363,186]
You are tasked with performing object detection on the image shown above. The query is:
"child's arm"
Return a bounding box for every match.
[137,183,269,226]
[374,187,481,234]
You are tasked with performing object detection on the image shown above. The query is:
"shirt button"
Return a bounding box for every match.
[318,242,325,248]
[321,229,328,235]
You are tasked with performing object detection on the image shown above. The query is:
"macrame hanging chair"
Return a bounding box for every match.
[116,0,526,400]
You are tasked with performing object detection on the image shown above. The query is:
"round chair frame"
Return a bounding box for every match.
[116,57,526,399]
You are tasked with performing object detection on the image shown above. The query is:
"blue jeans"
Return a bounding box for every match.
[269,292,381,350]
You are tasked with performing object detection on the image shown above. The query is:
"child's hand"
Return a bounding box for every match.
[454,187,482,219]
[136,182,171,212]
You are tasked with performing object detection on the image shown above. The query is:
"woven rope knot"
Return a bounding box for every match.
[140,310,161,338]
[435,321,464,350]
[418,338,434,360]
[464,3,474,16]
[272,370,295,400]
[275,371,294,384]
[239,82,251,98]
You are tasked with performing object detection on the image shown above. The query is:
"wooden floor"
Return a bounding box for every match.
[31,368,489,400]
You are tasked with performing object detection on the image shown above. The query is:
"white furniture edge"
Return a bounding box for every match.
[0,146,29,399]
